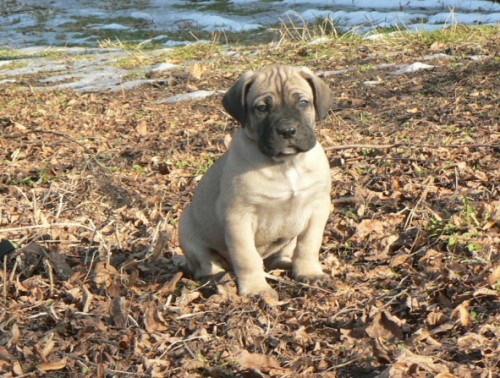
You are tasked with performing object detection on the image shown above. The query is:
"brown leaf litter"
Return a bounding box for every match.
[0,28,499,377]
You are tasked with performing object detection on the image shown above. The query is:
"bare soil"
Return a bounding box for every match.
[0,27,499,377]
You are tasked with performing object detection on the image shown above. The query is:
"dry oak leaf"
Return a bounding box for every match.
[136,119,148,136]
[143,301,168,333]
[451,301,470,327]
[93,261,119,288]
[379,349,453,378]
[238,350,281,373]
[37,358,67,372]
[110,296,128,328]
[187,63,208,81]
[366,310,403,340]
[0,346,13,362]
[488,265,500,286]
[7,323,20,347]
[456,332,490,354]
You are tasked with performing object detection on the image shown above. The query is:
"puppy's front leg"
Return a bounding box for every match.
[293,196,330,283]
[225,216,277,298]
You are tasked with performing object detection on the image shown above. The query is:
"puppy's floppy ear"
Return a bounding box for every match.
[222,71,254,126]
[299,67,333,121]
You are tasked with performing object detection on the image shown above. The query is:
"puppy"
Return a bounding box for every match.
[179,65,332,297]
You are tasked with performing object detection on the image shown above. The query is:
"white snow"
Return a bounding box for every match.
[158,90,226,104]
[393,62,435,75]
[0,0,498,47]
[92,23,130,30]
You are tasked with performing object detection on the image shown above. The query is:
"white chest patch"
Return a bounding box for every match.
[285,165,299,195]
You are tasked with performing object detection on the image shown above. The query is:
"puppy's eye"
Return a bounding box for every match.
[256,104,270,113]
[298,100,310,109]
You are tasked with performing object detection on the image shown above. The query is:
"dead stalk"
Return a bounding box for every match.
[2,255,7,301]
[404,176,434,230]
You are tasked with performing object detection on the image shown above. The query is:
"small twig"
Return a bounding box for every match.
[264,272,336,295]
[43,258,54,297]
[379,287,410,310]
[2,255,7,301]
[344,156,439,164]
[330,306,362,322]
[326,355,360,370]
[326,142,407,151]
[331,196,356,205]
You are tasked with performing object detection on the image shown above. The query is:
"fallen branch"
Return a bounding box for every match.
[326,142,499,151]
[1,126,92,153]
[0,222,95,233]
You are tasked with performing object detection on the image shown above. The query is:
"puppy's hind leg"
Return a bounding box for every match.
[179,213,227,279]
[180,238,227,279]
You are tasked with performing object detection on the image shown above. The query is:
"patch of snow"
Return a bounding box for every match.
[115,79,159,90]
[423,53,452,60]
[307,37,331,44]
[393,62,435,75]
[364,80,383,86]
[151,62,179,71]
[45,66,128,92]
[467,55,490,61]
[0,61,69,76]
[0,0,498,48]
[158,90,226,104]
[92,23,130,30]
[163,40,193,47]
[2,14,37,28]
[130,11,155,21]
[427,12,500,24]
[407,23,450,32]
[182,13,263,32]
[280,0,500,12]
[296,9,428,28]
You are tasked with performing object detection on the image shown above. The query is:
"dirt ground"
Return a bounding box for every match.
[0,26,499,377]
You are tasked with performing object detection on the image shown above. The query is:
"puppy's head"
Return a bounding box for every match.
[223,65,332,158]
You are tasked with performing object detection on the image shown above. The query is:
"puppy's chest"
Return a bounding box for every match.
[254,165,316,218]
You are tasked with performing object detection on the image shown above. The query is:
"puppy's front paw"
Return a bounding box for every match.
[238,281,278,299]
[294,272,330,285]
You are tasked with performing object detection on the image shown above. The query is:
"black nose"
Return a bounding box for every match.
[276,125,297,139]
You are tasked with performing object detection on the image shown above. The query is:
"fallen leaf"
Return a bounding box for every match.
[366,310,403,340]
[93,261,119,289]
[451,301,470,327]
[157,271,183,296]
[473,287,498,297]
[143,301,168,332]
[488,265,500,286]
[110,296,128,328]
[136,120,148,136]
[238,350,280,372]
[187,63,208,80]
[38,358,67,371]
[0,345,13,362]
[8,323,20,347]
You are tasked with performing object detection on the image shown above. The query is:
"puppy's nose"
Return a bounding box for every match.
[276,125,297,139]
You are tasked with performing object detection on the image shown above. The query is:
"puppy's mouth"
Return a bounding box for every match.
[278,146,299,156]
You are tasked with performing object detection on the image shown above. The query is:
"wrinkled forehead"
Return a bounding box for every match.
[247,68,314,103]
